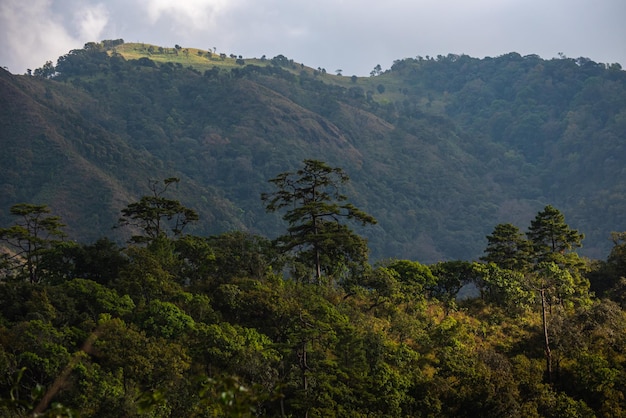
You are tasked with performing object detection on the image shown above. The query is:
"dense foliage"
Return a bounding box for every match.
[1,173,626,416]
[1,42,625,263]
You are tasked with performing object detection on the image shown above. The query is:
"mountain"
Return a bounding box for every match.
[1,41,625,262]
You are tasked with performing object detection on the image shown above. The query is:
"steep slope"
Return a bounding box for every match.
[2,43,625,262]
[387,53,626,258]
[0,68,244,242]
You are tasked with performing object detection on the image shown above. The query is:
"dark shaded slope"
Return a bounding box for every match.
[0,68,244,242]
[2,46,626,262]
[388,54,626,258]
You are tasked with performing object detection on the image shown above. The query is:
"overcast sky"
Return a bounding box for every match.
[1,0,625,76]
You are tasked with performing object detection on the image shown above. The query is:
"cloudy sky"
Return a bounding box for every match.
[1,0,625,76]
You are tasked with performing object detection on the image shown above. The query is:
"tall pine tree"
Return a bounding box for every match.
[261,160,376,284]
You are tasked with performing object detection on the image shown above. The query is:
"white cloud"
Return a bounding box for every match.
[142,0,237,29]
[0,0,79,72]
[75,3,109,42]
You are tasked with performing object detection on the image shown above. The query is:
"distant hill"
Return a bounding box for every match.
[1,40,625,262]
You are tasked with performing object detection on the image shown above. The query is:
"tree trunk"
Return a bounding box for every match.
[298,339,309,418]
[313,213,321,284]
[315,247,321,284]
[540,288,552,382]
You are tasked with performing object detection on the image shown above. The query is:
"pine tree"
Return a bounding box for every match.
[0,203,66,283]
[261,160,376,284]
[481,223,532,271]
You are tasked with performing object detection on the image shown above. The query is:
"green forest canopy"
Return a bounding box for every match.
[2,166,626,417]
[2,41,626,414]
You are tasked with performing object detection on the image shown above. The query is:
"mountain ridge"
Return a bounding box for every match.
[1,41,625,262]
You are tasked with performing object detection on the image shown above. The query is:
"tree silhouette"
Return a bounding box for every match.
[117,178,198,244]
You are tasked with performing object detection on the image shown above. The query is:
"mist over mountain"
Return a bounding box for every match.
[2,41,625,262]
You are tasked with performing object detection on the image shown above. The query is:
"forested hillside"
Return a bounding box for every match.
[1,181,626,416]
[2,40,626,417]
[1,40,625,262]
